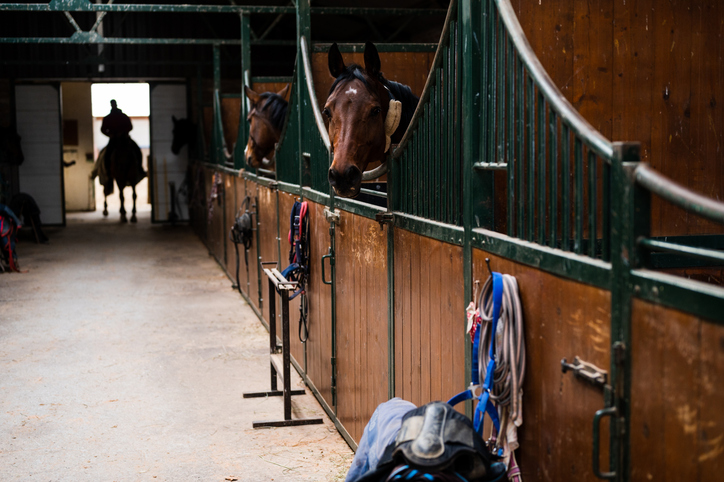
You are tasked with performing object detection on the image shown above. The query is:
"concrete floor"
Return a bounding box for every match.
[0,202,353,481]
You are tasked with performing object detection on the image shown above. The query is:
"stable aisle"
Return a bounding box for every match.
[0,205,352,481]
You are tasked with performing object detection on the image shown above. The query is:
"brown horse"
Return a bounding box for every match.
[243,84,290,169]
[324,42,419,198]
[105,137,144,223]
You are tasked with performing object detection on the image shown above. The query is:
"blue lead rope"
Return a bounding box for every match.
[448,272,504,440]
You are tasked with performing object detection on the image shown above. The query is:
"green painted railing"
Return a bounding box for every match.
[390,1,463,226]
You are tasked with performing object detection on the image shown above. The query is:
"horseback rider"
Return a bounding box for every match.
[101,99,146,179]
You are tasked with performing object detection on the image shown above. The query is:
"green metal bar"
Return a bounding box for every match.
[602,162,611,261]
[516,55,524,239]
[1,3,296,13]
[454,19,463,226]
[526,75,534,241]
[549,109,558,247]
[574,137,584,254]
[609,142,642,481]
[635,163,724,224]
[213,45,221,165]
[423,104,429,220]
[561,124,571,251]
[494,0,614,161]
[236,14,251,170]
[496,15,504,165]
[588,150,597,258]
[435,69,442,222]
[251,76,294,84]
[638,238,724,264]
[309,7,447,16]
[311,43,438,53]
[471,229,611,289]
[443,45,450,224]
[0,37,245,45]
[461,0,481,417]
[507,37,515,237]
[537,91,546,245]
[632,270,724,325]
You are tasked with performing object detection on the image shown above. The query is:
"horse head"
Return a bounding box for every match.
[243,84,290,169]
[324,42,418,198]
[0,126,24,166]
[171,116,197,155]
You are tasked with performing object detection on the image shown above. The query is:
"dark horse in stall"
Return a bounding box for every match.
[171,116,197,156]
[243,84,290,169]
[0,126,24,167]
[324,42,419,198]
[93,138,144,223]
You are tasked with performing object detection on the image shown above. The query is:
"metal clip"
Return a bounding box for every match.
[561,356,608,388]
[374,212,393,230]
[323,208,340,224]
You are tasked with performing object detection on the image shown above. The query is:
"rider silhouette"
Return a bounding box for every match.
[101,99,145,179]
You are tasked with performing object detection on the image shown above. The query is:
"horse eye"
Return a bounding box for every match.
[323,108,332,119]
[370,107,381,117]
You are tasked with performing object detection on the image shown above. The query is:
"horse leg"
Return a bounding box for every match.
[103,196,108,216]
[131,186,137,223]
[119,187,127,223]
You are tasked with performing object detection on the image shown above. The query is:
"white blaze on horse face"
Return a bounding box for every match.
[263,157,271,165]
[345,87,358,96]
[244,144,249,156]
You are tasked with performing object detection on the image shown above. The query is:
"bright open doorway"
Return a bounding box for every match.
[90,83,151,215]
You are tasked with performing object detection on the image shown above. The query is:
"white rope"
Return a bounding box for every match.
[477,273,525,479]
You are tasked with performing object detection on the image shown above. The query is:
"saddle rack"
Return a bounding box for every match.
[242,261,323,428]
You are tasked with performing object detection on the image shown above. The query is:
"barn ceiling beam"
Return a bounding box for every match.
[0,37,295,45]
[0,2,445,16]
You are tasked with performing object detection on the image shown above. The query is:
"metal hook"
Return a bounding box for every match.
[485,258,493,277]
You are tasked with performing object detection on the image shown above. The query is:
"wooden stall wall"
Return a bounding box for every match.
[277,190,305,367]
[472,249,611,481]
[257,184,281,331]
[244,180,261,313]
[251,82,291,97]
[394,230,466,408]
[223,173,238,279]
[304,200,334,409]
[188,163,207,241]
[630,299,724,481]
[515,0,724,237]
[205,166,225,265]
[335,211,389,442]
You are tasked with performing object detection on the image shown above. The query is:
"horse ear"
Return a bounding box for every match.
[364,41,381,77]
[244,85,260,104]
[328,43,345,79]
[277,84,291,101]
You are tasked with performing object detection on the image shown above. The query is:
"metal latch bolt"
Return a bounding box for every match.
[323,208,340,224]
[375,212,394,230]
[561,356,608,388]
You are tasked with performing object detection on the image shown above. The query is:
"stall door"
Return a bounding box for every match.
[150,84,188,222]
[15,84,64,225]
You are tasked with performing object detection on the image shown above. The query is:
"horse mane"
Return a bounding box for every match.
[329,64,419,136]
[258,92,288,131]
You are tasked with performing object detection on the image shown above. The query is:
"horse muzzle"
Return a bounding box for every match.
[328,165,362,198]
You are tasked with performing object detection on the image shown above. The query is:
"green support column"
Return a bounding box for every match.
[212,44,221,165]
[460,0,485,417]
[609,142,642,481]
[236,13,251,169]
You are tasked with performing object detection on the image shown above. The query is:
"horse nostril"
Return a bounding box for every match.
[328,168,339,186]
[345,165,362,187]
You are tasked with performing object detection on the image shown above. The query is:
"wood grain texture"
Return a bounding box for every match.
[220,98,241,150]
[394,229,465,408]
[515,1,724,237]
[256,185,280,332]
[334,211,389,442]
[223,172,237,278]
[304,200,333,407]
[472,248,611,481]
[205,167,225,266]
[311,51,434,111]
[277,190,305,367]
[250,82,291,99]
[630,298,724,481]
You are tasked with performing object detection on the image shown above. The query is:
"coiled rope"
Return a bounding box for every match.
[477,272,525,480]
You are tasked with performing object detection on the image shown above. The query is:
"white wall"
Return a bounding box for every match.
[150,84,188,222]
[61,82,96,212]
[15,85,63,225]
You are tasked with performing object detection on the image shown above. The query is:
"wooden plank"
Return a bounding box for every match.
[429,235,443,403]
[472,247,610,481]
[419,234,432,404]
[409,231,422,405]
[224,173,237,279]
[699,320,724,480]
